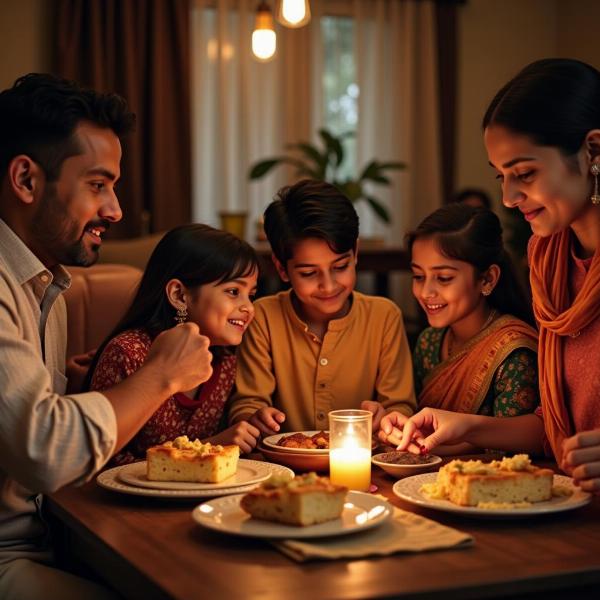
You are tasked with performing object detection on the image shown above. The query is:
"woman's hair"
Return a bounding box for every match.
[483,58,600,159]
[83,224,259,390]
[406,204,534,326]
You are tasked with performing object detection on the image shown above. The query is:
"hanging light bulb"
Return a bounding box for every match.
[252,1,277,62]
[277,0,311,28]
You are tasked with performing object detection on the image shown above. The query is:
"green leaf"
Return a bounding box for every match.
[377,161,406,171]
[365,196,391,223]
[319,129,344,167]
[249,159,283,179]
[286,142,327,172]
[359,160,380,181]
[366,173,391,185]
[335,180,362,201]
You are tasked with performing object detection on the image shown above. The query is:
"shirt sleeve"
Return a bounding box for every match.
[375,305,417,417]
[492,348,540,417]
[227,310,275,424]
[0,284,116,493]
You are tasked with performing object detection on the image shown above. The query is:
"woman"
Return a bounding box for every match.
[380,58,600,492]
[86,224,261,463]
[409,205,538,445]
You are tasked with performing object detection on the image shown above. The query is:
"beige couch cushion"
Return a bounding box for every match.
[64,264,142,358]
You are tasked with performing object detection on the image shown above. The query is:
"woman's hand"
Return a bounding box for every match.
[380,408,474,453]
[206,421,261,454]
[561,429,600,493]
[248,407,286,436]
[361,400,386,431]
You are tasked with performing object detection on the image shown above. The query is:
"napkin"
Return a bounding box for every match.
[272,506,473,562]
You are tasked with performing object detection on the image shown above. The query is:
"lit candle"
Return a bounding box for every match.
[328,410,372,492]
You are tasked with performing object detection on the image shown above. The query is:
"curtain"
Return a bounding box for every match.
[192,0,442,243]
[54,0,192,238]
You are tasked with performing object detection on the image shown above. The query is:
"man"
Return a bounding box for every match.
[0,74,213,599]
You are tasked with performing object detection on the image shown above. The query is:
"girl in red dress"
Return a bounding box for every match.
[86,224,261,464]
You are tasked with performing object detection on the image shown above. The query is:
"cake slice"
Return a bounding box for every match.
[240,472,347,526]
[423,454,553,507]
[146,435,239,483]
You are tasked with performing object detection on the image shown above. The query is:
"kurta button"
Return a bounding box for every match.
[319,358,328,366]
[317,412,325,420]
[319,382,326,388]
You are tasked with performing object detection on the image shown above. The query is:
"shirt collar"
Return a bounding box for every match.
[0,218,71,290]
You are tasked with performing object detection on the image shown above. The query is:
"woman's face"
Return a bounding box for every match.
[484,125,592,237]
[411,237,487,330]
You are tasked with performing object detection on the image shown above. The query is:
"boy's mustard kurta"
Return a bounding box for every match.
[229,290,416,431]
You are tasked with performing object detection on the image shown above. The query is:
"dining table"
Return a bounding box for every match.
[46,456,600,600]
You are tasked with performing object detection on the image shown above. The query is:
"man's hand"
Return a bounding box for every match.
[144,323,213,395]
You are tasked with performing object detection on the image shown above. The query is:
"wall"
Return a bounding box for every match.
[3,0,600,213]
[455,0,558,206]
[0,0,52,89]
[455,0,600,207]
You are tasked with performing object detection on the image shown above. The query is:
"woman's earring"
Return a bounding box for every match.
[174,306,188,324]
[591,163,600,205]
[482,289,491,297]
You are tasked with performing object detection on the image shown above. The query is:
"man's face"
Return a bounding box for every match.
[30,122,123,267]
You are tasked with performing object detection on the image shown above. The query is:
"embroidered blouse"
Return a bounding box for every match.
[90,329,236,464]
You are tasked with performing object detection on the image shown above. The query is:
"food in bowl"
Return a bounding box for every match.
[240,472,347,526]
[377,452,438,465]
[277,430,329,450]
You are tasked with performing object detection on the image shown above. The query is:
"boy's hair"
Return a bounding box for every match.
[263,179,359,266]
[0,73,135,181]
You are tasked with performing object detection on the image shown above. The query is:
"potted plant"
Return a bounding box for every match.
[248,128,405,224]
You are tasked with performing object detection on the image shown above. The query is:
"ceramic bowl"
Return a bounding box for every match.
[372,451,442,478]
[259,444,330,473]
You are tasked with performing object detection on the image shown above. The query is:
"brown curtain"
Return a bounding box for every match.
[435,0,463,204]
[53,0,191,238]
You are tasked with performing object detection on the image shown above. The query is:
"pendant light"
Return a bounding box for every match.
[277,0,311,28]
[252,1,277,62]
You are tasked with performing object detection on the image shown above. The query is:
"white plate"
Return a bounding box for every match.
[262,431,329,455]
[117,460,273,490]
[393,473,592,518]
[97,461,293,499]
[192,490,392,538]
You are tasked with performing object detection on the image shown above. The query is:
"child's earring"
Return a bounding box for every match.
[591,163,600,205]
[174,305,188,324]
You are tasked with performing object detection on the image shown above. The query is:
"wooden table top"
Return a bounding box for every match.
[47,462,600,600]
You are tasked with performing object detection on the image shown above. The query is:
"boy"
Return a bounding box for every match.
[228,179,415,434]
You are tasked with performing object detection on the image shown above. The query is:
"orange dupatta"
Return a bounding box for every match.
[419,315,538,414]
[529,231,600,463]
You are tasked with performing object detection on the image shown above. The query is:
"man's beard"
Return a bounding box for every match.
[30,186,101,267]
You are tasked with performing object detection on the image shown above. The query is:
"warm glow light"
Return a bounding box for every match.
[252,29,276,61]
[329,409,372,492]
[252,2,277,62]
[277,0,311,28]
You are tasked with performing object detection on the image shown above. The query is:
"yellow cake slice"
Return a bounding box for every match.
[422,454,553,507]
[240,472,348,526]
[146,435,239,483]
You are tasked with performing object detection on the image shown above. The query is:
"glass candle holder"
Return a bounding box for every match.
[328,409,372,492]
